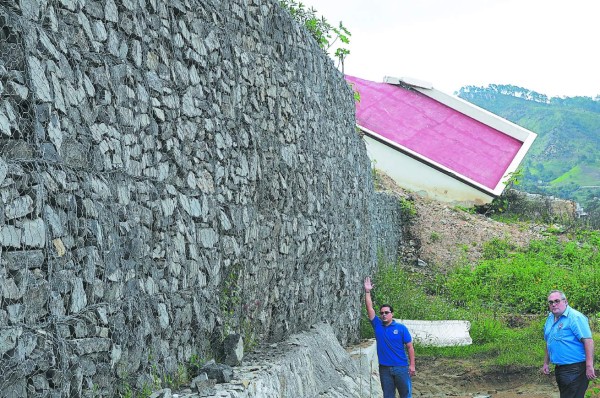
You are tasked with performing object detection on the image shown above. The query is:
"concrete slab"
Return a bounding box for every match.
[399,319,472,347]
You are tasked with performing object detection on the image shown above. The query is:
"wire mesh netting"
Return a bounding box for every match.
[0,2,231,395]
[0,0,375,396]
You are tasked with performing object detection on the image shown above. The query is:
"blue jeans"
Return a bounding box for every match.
[379,365,412,398]
[555,361,588,398]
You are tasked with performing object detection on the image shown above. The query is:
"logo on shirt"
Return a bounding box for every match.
[393,330,398,335]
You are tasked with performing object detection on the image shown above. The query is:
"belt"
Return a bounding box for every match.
[555,361,585,369]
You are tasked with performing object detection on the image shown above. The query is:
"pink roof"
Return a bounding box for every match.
[347,76,524,190]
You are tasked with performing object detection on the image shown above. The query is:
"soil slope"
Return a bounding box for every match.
[377,172,548,271]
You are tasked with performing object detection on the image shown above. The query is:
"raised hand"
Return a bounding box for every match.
[364,276,374,292]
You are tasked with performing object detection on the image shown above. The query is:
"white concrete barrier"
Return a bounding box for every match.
[347,339,384,397]
[398,320,472,347]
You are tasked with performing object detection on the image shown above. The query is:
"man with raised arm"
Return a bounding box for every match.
[364,276,416,398]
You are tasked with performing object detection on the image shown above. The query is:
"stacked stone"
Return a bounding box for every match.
[0,0,402,396]
[370,192,408,266]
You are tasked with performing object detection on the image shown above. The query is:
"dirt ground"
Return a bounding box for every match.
[412,357,559,398]
[376,172,549,272]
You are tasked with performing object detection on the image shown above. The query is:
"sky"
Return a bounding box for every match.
[300,0,599,98]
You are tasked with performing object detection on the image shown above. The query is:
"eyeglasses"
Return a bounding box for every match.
[548,299,564,305]
[379,311,391,315]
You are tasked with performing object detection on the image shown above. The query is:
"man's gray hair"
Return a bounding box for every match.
[548,290,567,300]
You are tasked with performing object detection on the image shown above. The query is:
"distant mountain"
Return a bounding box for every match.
[457,84,600,211]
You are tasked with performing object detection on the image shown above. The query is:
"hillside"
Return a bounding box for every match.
[376,172,549,271]
[377,173,563,397]
[457,84,600,213]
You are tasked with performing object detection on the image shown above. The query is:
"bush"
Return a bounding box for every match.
[279,1,351,69]
[444,233,600,314]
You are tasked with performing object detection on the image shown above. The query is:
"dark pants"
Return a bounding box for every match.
[555,361,589,398]
[379,365,412,398]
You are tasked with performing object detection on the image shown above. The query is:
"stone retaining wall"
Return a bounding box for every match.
[0,0,403,396]
[169,323,384,398]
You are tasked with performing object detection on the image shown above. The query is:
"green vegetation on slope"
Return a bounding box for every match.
[363,232,600,369]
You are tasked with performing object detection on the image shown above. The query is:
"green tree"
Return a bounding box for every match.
[279,1,351,72]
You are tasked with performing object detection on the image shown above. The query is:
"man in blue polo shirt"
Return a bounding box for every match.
[542,289,596,397]
[364,277,415,398]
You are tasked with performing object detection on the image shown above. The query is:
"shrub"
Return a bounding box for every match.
[279,1,351,69]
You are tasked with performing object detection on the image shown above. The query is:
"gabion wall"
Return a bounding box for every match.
[0,0,399,396]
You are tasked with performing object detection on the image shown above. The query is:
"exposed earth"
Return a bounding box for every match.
[376,172,548,272]
[412,357,558,397]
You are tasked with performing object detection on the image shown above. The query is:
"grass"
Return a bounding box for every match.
[364,231,600,371]
[589,378,600,398]
[366,271,550,367]
[416,316,548,367]
[429,231,441,243]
